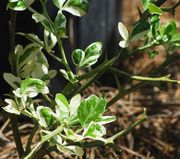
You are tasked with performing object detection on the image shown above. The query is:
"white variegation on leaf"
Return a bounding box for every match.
[32,13,53,33]
[118,22,129,48]
[62,0,89,17]
[3,99,20,115]
[59,69,70,81]
[55,93,69,121]
[130,20,150,42]
[57,144,84,157]
[54,11,67,37]
[82,121,107,142]
[52,0,66,9]
[8,0,35,11]
[13,78,49,103]
[44,29,57,53]
[77,95,107,127]
[72,42,102,68]
[3,73,21,89]
[96,116,116,125]
[36,106,54,128]
[69,94,81,117]
[17,32,44,47]
[64,128,84,142]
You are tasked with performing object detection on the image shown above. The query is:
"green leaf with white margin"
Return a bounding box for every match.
[17,32,44,47]
[59,69,70,81]
[57,145,84,157]
[52,0,66,8]
[69,94,81,117]
[8,0,35,11]
[37,106,54,128]
[54,11,67,38]
[171,33,180,42]
[18,43,41,68]
[55,93,69,121]
[149,3,163,15]
[72,42,102,68]
[62,0,89,17]
[44,29,57,53]
[3,99,20,115]
[3,73,21,89]
[31,63,48,79]
[82,121,106,142]
[95,116,116,125]
[32,13,53,33]
[130,20,150,42]
[77,95,107,127]
[64,128,84,142]
[13,78,49,99]
[118,22,129,48]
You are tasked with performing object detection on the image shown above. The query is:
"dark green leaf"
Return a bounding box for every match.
[130,20,150,41]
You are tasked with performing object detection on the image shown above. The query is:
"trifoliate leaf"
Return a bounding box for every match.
[72,42,102,68]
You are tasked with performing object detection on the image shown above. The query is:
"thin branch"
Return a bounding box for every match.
[9,10,25,158]
[24,124,64,159]
[25,122,39,155]
[106,109,147,143]
[109,67,180,84]
[107,54,180,107]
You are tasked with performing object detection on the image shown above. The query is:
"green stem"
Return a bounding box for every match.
[10,115,24,158]
[107,54,180,107]
[109,67,180,84]
[106,109,147,143]
[24,124,64,159]
[9,10,25,158]
[56,36,75,81]
[74,58,119,95]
